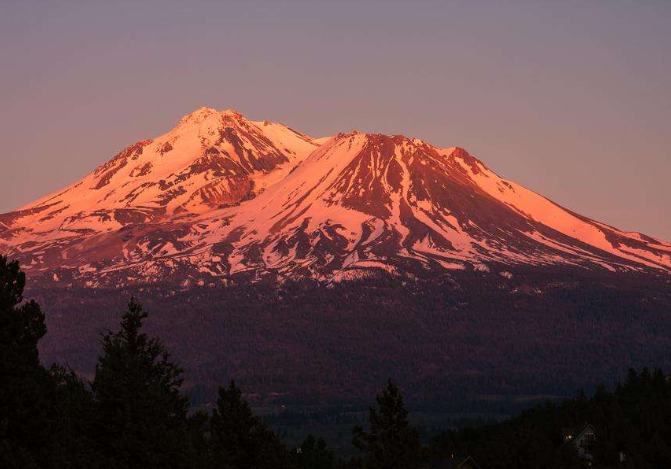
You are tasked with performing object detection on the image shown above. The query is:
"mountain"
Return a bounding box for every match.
[1,108,669,287]
[4,108,671,410]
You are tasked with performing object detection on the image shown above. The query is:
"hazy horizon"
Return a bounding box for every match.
[2,1,670,239]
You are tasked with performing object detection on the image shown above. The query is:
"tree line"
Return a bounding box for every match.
[433,366,671,468]
[3,255,671,468]
[32,265,671,411]
[1,256,421,469]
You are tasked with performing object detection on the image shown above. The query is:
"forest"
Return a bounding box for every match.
[32,265,671,410]
[3,255,671,468]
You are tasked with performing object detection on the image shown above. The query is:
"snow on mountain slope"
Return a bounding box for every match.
[452,152,671,270]
[2,108,318,237]
[1,109,669,286]
[203,132,671,279]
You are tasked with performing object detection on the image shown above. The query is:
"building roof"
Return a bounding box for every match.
[562,424,596,443]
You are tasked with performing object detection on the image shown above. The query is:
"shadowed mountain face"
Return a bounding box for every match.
[32,269,671,410]
[1,108,669,287]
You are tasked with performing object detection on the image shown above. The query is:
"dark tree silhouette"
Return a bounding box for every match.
[0,256,98,468]
[353,379,423,469]
[294,434,335,469]
[431,367,671,468]
[92,298,190,469]
[210,380,292,469]
[0,256,52,467]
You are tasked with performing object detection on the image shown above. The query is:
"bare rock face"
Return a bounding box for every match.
[2,108,670,287]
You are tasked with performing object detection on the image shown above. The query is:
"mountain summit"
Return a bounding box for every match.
[1,108,670,286]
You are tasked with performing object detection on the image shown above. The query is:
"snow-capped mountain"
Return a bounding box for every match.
[1,108,670,286]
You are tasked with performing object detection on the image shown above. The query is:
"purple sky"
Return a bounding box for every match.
[2,1,670,240]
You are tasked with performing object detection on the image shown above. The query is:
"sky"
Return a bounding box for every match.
[1,1,670,240]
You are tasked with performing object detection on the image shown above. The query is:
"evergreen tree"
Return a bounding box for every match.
[0,256,46,369]
[48,364,102,468]
[353,379,423,469]
[210,380,292,469]
[92,298,190,469]
[0,256,56,467]
[294,434,335,469]
[186,410,213,469]
[0,256,104,468]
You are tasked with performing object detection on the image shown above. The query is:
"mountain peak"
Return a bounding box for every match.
[2,109,670,287]
[177,107,245,127]
[221,108,243,118]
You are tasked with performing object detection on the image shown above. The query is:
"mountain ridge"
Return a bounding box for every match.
[1,107,670,287]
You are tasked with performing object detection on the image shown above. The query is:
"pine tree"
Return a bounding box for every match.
[210,380,292,469]
[49,364,102,468]
[352,379,423,469]
[92,298,190,469]
[186,410,212,469]
[0,256,102,468]
[0,256,46,369]
[0,256,53,467]
[294,434,335,469]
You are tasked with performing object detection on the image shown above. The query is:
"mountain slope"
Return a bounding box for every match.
[207,132,671,280]
[1,107,317,235]
[1,109,670,286]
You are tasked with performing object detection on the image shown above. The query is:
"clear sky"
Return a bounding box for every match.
[1,1,670,239]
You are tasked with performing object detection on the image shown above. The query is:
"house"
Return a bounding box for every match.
[431,454,482,469]
[563,424,596,460]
